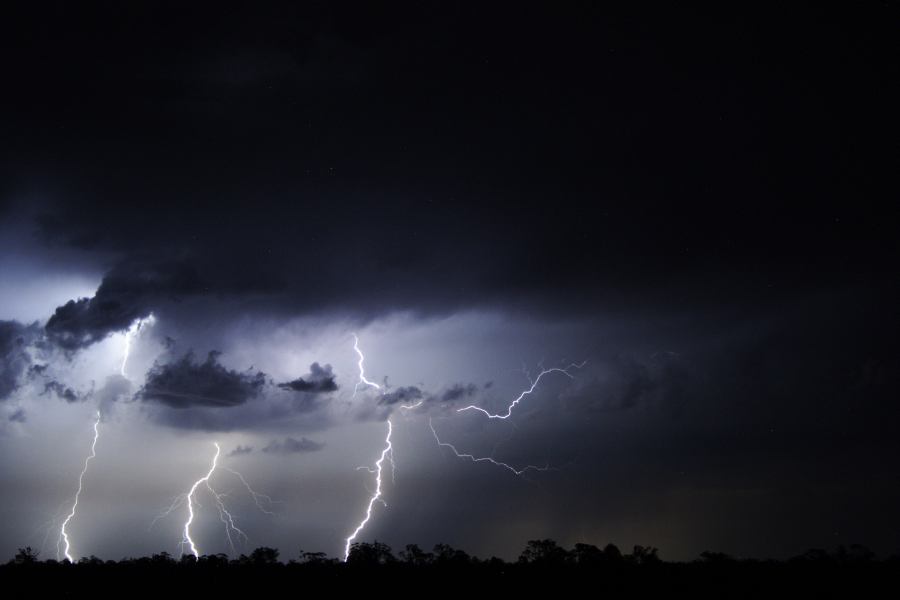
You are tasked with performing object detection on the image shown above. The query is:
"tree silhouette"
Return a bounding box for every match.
[627,545,660,566]
[432,543,471,566]
[248,547,279,565]
[699,551,735,564]
[13,547,39,565]
[399,544,433,566]
[1,539,895,598]
[300,551,330,565]
[346,541,395,566]
[519,539,569,566]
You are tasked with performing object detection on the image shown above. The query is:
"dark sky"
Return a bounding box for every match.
[0,2,898,562]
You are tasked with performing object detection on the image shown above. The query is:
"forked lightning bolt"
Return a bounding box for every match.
[121,314,156,379]
[152,442,276,557]
[182,442,225,557]
[457,361,587,419]
[181,443,251,557]
[220,466,279,515]
[343,419,393,561]
[352,333,381,396]
[429,418,549,476]
[58,411,102,562]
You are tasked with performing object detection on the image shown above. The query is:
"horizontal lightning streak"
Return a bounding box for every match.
[457,361,586,419]
[429,418,549,477]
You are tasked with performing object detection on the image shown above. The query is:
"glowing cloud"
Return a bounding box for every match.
[120,314,156,379]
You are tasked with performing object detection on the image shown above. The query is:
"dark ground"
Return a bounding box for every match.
[4,541,899,598]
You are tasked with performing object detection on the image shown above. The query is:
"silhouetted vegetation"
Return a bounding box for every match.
[3,541,898,597]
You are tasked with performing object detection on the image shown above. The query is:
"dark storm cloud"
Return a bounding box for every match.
[138,351,266,408]
[137,352,337,432]
[439,383,479,403]
[262,436,324,455]
[277,362,338,394]
[7,408,26,423]
[44,260,203,351]
[377,386,423,406]
[0,3,893,328]
[371,382,482,416]
[562,354,692,415]
[0,2,897,562]
[42,380,84,403]
[0,320,39,401]
[27,364,48,377]
[228,444,254,457]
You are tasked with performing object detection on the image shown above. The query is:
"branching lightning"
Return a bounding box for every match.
[220,466,280,516]
[457,361,587,419]
[181,442,224,558]
[121,314,156,379]
[352,333,381,396]
[190,443,257,556]
[152,442,277,557]
[343,419,393,561]
[58,411,102,562]
[429,418,549,476]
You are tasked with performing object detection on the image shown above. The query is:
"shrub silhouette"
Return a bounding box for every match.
[1,539,894,597]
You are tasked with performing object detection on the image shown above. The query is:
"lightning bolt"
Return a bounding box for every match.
[153,443,276,557]
[352,333,381,396]
[121,314,156,379]
[429,418,549,476]
[456,361,587,419]
[58,411,101,562]
[220,466,280,516]
[180,442,249,558]
[343,419,393,561]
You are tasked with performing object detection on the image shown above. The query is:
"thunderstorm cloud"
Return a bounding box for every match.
[138,351,266,408]
[42,380,84,403]
[228,444,254,457]
[0,3,896,564]
[377,386,424,406]
[0,320,39,401]
[277,362,338,394]
[44,260,203,351]
[261,436,325,455]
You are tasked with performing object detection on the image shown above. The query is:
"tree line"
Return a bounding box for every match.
[3,540,897,597]
[5,539,895,567]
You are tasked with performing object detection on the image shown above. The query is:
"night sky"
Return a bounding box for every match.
[1,3,898,562]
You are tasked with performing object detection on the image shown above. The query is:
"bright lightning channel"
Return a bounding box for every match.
[343,419,393,562]
[352,333,381,396]
[456,361,587,419]
[153,443,276,557]
[181,442,248,558]
[429,418,549,476]
[58,411,102,562]
[121,314,156,379]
